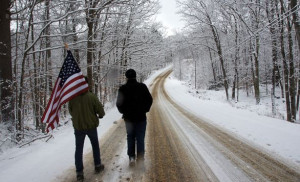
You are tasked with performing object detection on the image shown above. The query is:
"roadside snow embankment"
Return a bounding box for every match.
[164,74,300,166]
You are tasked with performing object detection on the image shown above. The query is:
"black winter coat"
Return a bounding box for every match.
[116,79,153,122]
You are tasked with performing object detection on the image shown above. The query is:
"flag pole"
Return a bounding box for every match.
[64,43,69,50]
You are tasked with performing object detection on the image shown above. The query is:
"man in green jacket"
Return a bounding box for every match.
[68,77,105,181]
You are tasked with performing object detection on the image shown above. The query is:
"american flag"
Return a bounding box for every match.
[41,50,89,133]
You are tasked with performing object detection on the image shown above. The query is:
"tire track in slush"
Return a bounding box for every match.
[145,70,217,181]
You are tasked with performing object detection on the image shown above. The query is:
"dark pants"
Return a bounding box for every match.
[74,128,101,172]
[125,120,147,159]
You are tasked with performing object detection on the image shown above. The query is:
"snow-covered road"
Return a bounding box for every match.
[145,69,300,181]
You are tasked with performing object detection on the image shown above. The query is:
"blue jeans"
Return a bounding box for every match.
[125,120,147,159]
[74,128,101,172]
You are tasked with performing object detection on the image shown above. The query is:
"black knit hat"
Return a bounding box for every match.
[125,69,136,79]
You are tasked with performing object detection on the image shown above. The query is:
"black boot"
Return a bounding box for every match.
[129,156,136,167]
[95,164,105,173]
[76,171,84,181]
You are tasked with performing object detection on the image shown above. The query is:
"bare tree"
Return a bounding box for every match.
[179,0,229,100]
[288,1,300,114]
[283,0,297,121]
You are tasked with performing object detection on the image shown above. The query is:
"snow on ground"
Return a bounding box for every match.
[0,65,299,182]
[165,72,300,166]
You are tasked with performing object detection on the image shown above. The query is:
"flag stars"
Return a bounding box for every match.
[58,52,81,87]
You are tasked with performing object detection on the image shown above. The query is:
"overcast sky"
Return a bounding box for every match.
[156,0,185,36]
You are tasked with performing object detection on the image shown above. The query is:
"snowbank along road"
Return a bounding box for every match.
[57,69,300,182]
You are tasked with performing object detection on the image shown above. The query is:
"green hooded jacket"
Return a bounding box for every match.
[68,91,105,130]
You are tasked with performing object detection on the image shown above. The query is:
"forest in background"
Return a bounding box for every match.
[171,0,299,121]
[0,0,299,146]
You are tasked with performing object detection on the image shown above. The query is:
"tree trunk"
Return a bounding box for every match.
[285,6,296,122]
[289,0,300,52]
[84,0,115,91]
[251,0,262,105]
[243,45,250,97]
[39,38,46,133]
[92,16,99,95]
[45,0,52,92]
[0,0,13,123]
[70,3,80,64]
[277,0,292,121]
[297,80,300,116]
[249,38,260,105]
[208,47,217,82]
[253,35,260,104]
[232,15,239,102]
[87,22,94,91]
[266,0,280,116]
[96,9,109,99]
[120,8,134,85]
[208,17,229,100]
[288,0,300,120]
[30,15,41,129]
[85,0,98,91]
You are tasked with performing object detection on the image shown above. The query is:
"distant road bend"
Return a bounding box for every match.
[58,69,300,182]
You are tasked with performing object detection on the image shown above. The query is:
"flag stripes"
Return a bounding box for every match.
[41,50,88,132]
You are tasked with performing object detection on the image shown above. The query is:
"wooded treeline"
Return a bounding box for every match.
[172,0,299,122]
[0,0,168,140]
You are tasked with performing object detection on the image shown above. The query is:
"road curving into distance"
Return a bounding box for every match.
[57,69,300,182]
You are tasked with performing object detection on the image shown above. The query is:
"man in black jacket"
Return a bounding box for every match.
[116,69,153,166]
